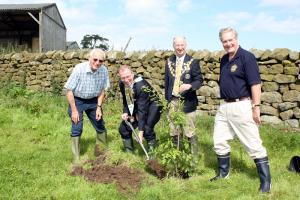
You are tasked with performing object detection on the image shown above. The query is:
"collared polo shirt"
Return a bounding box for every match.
[219,47,261,100]
[64,61,109,99]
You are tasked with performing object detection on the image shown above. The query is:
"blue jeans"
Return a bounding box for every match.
[68,96,106,137]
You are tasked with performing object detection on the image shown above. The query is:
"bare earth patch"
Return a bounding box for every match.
[70,154,146,194]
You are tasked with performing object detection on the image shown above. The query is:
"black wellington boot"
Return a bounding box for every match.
[254,157,271,193]
[209,153,230,182]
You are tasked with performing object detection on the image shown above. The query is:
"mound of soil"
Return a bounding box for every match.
[71,155,145,194]
[146,159,166,179]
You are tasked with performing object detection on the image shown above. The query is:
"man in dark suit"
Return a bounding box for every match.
[165,36,203,161]
[118,65,162,153]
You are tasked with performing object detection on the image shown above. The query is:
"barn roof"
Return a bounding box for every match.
[0,3,66,29]
[0,3,55,11]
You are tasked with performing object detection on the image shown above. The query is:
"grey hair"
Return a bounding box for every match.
[173,36,187,45]
[219,27,238,41]
[89,48,106,59]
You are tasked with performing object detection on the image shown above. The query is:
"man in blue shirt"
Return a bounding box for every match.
[209,27,271,193]
[64,49,109,165]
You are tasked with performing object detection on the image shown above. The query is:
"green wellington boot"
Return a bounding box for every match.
[71,136,80,165]
[189,135,199,167]
[122,138,134,153]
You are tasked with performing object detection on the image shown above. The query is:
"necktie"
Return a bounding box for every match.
[172,58,182,96]
[125,87,134,115]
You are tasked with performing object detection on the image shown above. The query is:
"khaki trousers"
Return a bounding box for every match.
[168,98,196,138]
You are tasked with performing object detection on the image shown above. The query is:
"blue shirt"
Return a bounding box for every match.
[219,47,261,100]
[64,61,109,99]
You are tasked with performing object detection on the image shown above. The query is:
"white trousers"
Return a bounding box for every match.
[213,99,267,159]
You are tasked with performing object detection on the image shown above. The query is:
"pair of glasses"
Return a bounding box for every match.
[93,58,104,62]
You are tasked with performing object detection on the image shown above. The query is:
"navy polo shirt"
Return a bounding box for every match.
[219,47,261,100]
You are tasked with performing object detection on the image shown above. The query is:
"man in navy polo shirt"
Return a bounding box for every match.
[209,27,271,193]
[64,49,109,165]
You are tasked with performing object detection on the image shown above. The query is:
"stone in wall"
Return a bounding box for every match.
[293,107,300,118]
[269,64,283,74]
[260,50,272,61]
[42,59,52,64]
[198,86,214,97]
[270,48,290,61]
[273,74,296,83]
[261,104,279,116]
[282,90,300,102]
[261,91,282,103]
[258,59,278,65]
[199,104,216,111]
[279,84,290,93]
[284,67,299,75]
[251,48,264,59]
[284,119,299,128]
[260,74,274,81]
[280,109,294,120]
[45,50,56,58]
[261,115,282,124]
[262,82,279,92]
[206,97,221,105]
[278,102,298,112]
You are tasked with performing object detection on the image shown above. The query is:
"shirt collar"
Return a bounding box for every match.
[176,54,186,62]
[228,46,242,61]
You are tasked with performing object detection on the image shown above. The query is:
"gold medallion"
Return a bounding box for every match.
[231,64,238,72]
[185,73,190,79]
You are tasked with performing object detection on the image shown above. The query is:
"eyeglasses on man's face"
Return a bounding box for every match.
[93,58,104,63]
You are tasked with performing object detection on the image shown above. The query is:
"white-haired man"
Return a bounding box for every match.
[64,49,109,164]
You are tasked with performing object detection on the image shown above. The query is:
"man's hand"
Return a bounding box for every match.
[179,84,192,93]
[71,108,80,124]
[96,107,102,121]
[138,131,144,142]
[121,113,129,121]
[252,106,261,125]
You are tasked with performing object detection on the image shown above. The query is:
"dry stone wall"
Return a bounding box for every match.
[0,49,299,128]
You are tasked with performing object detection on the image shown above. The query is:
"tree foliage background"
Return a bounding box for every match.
[80,34,109,51]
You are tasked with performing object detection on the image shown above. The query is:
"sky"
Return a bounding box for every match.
[1,0,300,51]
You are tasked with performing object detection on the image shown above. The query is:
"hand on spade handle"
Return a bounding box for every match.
[138,131,144,142]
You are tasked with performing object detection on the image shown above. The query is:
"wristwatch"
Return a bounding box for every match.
[252,104,260,109]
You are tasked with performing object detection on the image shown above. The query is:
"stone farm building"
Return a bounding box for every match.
[0,3,66,52]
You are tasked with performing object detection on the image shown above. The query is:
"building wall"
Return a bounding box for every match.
[41,6,66,52]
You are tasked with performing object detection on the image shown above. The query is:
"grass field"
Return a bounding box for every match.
[0,85,300,200]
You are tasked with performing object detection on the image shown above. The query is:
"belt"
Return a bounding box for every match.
[224,97,250,103]
[171,96,180,100]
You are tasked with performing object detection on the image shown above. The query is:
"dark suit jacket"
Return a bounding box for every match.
[165,54,202,113]
[119,76,162,131]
